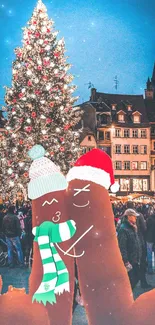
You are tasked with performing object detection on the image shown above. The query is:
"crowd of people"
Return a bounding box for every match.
[113,201,155,290]
[0,198,155,300]
[0,201,32,268]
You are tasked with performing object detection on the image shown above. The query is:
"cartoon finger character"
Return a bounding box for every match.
[28,145,76,325]
[66,149,134,325]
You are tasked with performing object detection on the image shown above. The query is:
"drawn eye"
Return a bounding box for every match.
[42,199,58,207]
[74,184,90,197]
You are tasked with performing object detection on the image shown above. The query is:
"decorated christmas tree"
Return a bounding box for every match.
[0,0,82,199]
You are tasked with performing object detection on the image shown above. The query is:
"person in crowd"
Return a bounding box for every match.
[2,205,24,268]
[126,201,152,289]
[118,209,142,289]
[146,208,155,274]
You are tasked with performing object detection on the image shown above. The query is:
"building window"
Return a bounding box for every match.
[98,131,104,140]
[115,145,121,154]
[132,145,139,154]
[140,162,147,170]
[112,104,116,110]
[88,136,91,141]
[115,161,122,170]
[141,145,147,154]
[143,179,148,191]
[132,161,138,170]
[124,145,130,154]
[132,129,138,138]
[99,146,111,156]
[124,129,130,138]
[124,161,130,170]
[133,115,140,123]
[115,129,121,137]
[120,179,130,191]
[141,129,146,138]
[133,179,148,192]
[105,131,110,140]
[118,114,125,122]
[133,179,143,191]
[127,105,132,111]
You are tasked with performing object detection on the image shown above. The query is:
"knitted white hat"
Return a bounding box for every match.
[28,145,67,200]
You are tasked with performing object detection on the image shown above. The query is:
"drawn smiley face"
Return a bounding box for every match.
[73,183,90,208]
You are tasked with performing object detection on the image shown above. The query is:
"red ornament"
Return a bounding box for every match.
[31,112,36,118]
[11,173,15,178]
[18,93,23,98]
[46,118,52,124]
[40,49,44,53]
[54,52,60,57]
[12,99,17,103]
[64,124,70,130]
[47,28,50,33]
[33,21,37,25]
[37,65,42,70]
[12,108,15,112]
[44,40,48,44]
[42,75,48,80]
[8,161,12,166]
[25,63,29,67]
[19,140,24,145]
[24,172,28,178]
[35,32,40,38]
[26,41,30,45]
[20,118,24,123]
[27,80,32,86]
[26,144,32,149]
[26,126,32,133]
[64,108,69,113]
[44,135,48,140]
[60,137,64,142]
[43,59,50,66]
[17,52,22,57]
[35,90,41,95]
[49,102,54,108]
[60,147,65,152]
[28,31,32,36]
[50,151,54,156]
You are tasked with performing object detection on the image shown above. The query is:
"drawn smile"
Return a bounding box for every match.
[73,200,90,208]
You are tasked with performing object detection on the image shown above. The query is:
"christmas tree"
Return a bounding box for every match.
[1,0,82,199]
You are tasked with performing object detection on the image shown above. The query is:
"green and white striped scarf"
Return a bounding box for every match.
[32,220,76,306]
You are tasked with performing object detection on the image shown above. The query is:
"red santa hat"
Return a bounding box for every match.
[67,148,119,193]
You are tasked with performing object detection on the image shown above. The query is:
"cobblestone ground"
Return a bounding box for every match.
[0,267,155,325]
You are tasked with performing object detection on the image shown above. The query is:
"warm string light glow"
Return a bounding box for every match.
[0,0,82,199]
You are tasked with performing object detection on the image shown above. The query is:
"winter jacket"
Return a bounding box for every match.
[118,220,142,266]
[146,215,155,244]
[2,213,22,238]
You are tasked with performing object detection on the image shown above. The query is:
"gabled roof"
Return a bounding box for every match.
[117,110,127,115]
[91,92,149,124]
[132,110,142,115]
[79,127,96,143]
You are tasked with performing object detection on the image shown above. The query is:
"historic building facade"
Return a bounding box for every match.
[78,64,155,195]
[144,63,155,192]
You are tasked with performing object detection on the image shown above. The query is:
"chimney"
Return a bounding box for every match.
[90,88,97,101]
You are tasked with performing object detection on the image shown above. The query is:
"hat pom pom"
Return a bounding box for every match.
[110,182,120,193]
[28,144,45,161]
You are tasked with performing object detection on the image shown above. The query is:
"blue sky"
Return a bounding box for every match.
[0,0,154,106]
